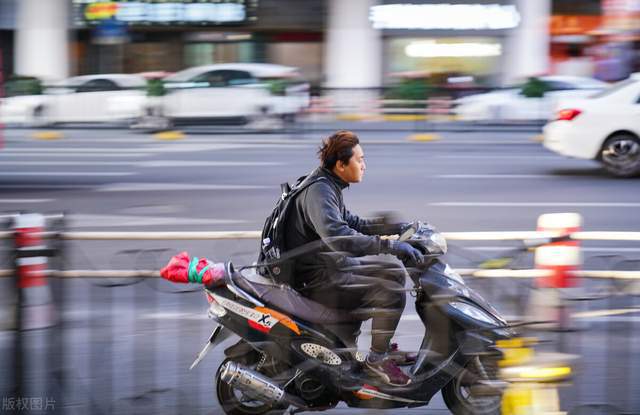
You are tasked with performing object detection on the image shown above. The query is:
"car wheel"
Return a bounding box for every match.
[600,133,640,178]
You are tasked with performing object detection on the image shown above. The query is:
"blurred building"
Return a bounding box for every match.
[1,0,639,92]
[0,0,325,84]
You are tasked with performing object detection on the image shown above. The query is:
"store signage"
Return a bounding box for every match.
[74,1,251,25]
[405,41,502,57]
[85,2,118,20]
[550,15,602,36]
[370,3,520,30]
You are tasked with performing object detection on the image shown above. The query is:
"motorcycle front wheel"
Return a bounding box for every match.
[442,356,502,415]
[215,358,286,415]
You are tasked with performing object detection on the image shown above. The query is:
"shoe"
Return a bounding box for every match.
[387,342,417,366]
[365,354,412,386]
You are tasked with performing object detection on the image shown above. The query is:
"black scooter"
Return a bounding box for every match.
[188,222,515,415]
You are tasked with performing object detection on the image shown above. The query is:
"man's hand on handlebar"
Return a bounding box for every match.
[386,240,424,266]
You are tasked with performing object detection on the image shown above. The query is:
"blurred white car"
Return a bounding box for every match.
[543,76,640,177]
[157,63,310,126]
[0,74,147,126]
[454,76,608,122]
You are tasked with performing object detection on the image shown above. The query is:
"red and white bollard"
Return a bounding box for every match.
[529,213,582,330]
[13,213,56,330]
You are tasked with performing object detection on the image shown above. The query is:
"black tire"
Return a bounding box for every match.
[442,357,502,415]
[600,133,640,178]
[215,358,286,415]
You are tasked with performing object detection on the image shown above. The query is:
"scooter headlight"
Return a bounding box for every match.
[450,301,499,325]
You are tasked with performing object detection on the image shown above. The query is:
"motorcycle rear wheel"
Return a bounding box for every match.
[215,358,286,415]
[442,356,502,415]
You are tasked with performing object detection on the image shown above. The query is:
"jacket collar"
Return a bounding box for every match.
[318,167,349,190]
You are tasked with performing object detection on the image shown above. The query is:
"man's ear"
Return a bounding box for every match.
[335,160,345,171]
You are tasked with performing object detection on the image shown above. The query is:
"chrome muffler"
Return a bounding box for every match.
[220,361,306,408]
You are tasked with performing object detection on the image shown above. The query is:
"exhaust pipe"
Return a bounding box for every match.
[220,361,307,408]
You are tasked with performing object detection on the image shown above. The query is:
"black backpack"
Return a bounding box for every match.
[257,174,325,285]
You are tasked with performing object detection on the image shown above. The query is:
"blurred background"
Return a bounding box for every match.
[1,1,640,414]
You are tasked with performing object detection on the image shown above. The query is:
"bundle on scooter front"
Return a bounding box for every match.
[160,251,225,287]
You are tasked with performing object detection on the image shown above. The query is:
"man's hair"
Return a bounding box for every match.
[317,130,360,170]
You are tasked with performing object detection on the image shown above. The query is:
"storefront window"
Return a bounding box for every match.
[184,42,255,67]
[386,37,502,85]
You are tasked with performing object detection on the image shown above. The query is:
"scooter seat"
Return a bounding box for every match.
[231,269,356,324]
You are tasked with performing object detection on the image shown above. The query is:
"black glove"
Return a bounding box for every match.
[384,240,423,265]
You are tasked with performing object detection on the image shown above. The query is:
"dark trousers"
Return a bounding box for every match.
[301,257,407,353]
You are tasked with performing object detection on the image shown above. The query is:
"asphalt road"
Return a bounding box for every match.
[0,125,639,415]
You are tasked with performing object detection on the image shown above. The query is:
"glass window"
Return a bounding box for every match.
[76,78,120,93]
[191,70,255,87]
[544,81,575,91]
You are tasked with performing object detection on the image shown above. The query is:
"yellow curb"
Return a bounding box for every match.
[336,113,374,121]
[153,130,185,140]
[406,133,441,142]
[384,114,427,122]
[32,131,63,140]
[531,134,544,143]
[427,114,458,122]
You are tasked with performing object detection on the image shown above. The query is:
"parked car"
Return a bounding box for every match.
[543,76,640,177]
[0,74,147,126]
[454,76,608,122]
[154,63,310,127]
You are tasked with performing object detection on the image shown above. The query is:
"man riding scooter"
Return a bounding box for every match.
[279,130,424,386]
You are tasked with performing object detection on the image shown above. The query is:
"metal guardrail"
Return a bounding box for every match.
[2,230,640,241]
[2,268,639,280]
[1,230,639,279]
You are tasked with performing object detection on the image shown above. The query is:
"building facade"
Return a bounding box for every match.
[3,0,632,91]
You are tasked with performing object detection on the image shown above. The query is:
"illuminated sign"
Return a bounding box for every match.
[85,2,118,20]
[73,1,254,25]
[370,4,521,30]
[405,41,502,57]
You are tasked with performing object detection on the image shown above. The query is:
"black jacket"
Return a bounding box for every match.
[284,167,402,288]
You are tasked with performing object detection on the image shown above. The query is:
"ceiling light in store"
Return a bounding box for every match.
[405,41,502,57]
[370,4,521,30]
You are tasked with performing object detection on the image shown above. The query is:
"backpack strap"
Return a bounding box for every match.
[288,175,326,199]
[280,182,292,200]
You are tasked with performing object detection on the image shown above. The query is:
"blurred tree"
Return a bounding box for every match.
[146,78,166,97]
[520,77,551,98]
[267,79,287,96]
[5,75,43,97]
[384,78,433,108]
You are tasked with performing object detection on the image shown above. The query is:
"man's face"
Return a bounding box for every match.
[335,144,366,183]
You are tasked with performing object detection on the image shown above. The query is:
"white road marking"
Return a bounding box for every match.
[0,147,152,153]
[0,160,276,167]
[96,183,272,192]
[434,155,560,159]
[437,174,554,179]
[0,172,133,176]
[140,160,284,167]
[465,246,640,253]
[0,184,92,189]
[0,198,53,203]
[430,202,640,207]
[68,214,246,228]
[0,161,132,166]
[0,152,149,158]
